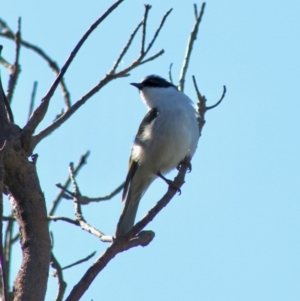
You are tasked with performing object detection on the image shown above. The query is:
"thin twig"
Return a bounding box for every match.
[206,85,226,110]
[22,0,124,138]
[168,63,173,83]
[50,252,67,301]
[139,49,164,66]
[48,216,79,226]
[64,161,190,301]
[144,8,172,55]
[31,7,172,150]
[141,5,151,55]
[0,141,8,301]
[2,216,15,221]
[0,57,13,70]
[10,232,19,245]
[3,218,14,294]
[110,22,143,74]
[0,46,14,123]
[28,81,38,121]
[0,18,71,110]
[68,162,106,240]
[48,151,90,217]
[69,163,82,214]
[56,182,124,204]
[48,216,112,243]
[6,17,21,109]
[178,3,206,92]
[61,251,96,271]
[30,49,164,150]
[193,3,198,19]
[192,76,226,135]
[192,75,206,135]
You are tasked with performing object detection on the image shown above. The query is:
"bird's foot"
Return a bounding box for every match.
[177,157,192,172]
[157,172,181,195]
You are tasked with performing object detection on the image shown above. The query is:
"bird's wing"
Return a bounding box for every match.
[135,107,159,137]
[122,108,159,201]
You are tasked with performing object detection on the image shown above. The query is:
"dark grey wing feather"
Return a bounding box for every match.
[122,108,159,201]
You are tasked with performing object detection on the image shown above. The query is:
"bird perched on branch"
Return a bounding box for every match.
[115,75,199,237]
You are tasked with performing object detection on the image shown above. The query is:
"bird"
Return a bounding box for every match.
[115,75,199,237]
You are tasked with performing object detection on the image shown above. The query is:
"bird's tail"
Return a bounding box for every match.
[115,176,152,237]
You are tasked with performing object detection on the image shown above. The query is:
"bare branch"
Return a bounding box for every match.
[10,233,20,245]
[127,161,190,238]
[56,182,124,205]
[50,253,67,301]
[0,57,13,70]
[193,3,198,19]
[65,161,189,301]
[192,75,207,134]
[68,162,106,240]
[78,183,124,204]
[138,49,164,66]
[0,46,13,124]
[0,18,71,110]
[178,3,206,92]
[48,216,79,226]
[28,81,38,121]
[206,85,226,110]
[141,5,152,55]
[2,216,14,221]
[168,63,173,83]
[192,76,226,135]
[31,7,172,150]
[22,0,124,138]
[61,251,96,271]
[6,17,21,109]
[30,49,164,150]
[48,151,90,217]
[65,232,152,301]
[3,213,15,296]
[110,22,143,74]
[144,8,173,55]
[0,141,8,301]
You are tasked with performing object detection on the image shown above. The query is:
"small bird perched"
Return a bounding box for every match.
[115,75,199,237]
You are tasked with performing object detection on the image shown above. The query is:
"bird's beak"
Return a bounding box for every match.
[130,82,144,90]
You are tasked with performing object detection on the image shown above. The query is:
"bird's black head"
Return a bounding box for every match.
[131,75,177,90]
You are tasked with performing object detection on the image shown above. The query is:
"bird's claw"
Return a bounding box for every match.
[177,158,192,173]
[157,172,181,194]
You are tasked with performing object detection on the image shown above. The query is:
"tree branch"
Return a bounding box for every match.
[0,141,8,301]
[0,57,13,70]
[110,22,143,74]
[65,161,189,301]
[192,75,226,135]
[68,163,107,241]
[168,63,174,83]
[6,17,21,109]
[206,85,226,110]
[22,0,124,141]
[0,18,71,110]
[55,182,124,205]
[50,252,67,301]
[61,251,96,271]
[30,7,172,151]
[48,151,90,217]
[48,216,79,226]
[0,46,13,124]
[27,81,37,121]
[178,3,206,92]
[144,8,172,55]
[141,5,151,55]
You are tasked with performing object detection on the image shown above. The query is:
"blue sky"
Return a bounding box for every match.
[1,0,300,300]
